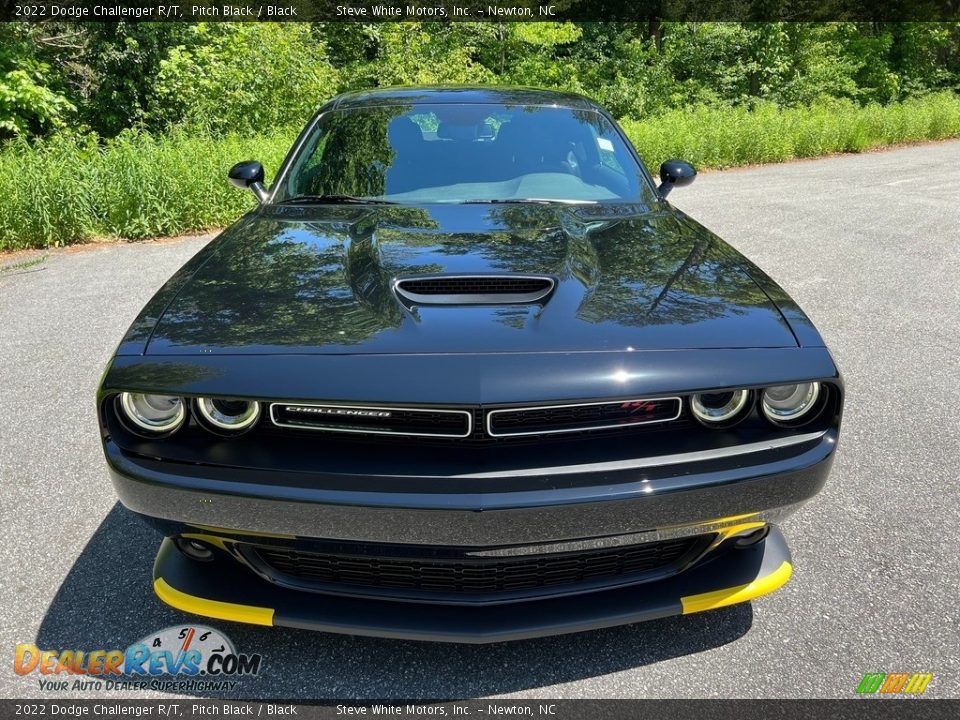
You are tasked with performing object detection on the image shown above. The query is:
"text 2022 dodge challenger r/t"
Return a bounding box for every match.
[98,87,842,642]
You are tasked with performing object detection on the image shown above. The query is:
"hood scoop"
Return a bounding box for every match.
[393,274,555,307]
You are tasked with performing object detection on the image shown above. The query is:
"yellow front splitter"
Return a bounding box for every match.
[154,577,274,627]
[151,528,794,642]
[681,560,793,614]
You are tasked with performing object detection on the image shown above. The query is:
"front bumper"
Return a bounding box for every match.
[109,425,834,640]
[107,428,836,547]
[153,528,793,643]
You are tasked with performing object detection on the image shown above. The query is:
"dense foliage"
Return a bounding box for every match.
[0,21,958,250]
[3,21,958,140]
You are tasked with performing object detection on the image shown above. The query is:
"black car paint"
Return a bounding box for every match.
[129,204,804,357]
[107,429,836,542]
[103,197,834,404]
[98,86,842,641]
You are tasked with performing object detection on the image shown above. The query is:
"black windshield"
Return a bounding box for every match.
[274,103,655,205]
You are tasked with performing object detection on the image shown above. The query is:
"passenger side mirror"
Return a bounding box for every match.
[658,160,696,197]
[228,160,268,204]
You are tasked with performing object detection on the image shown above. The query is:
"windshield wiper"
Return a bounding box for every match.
[277,195,396,205]
[460,198,597,205]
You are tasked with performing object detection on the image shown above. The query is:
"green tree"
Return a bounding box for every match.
[341,23,495,89]
[0,25,75,138]
[148,23,339,134]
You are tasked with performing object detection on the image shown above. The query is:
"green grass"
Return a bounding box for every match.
[1,92,959,251]
[0,130,294,251]
[621,92,960,171]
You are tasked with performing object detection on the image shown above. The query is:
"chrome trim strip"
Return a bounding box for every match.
[464,530,675,558]
[486,396,683,438]
[392,274,555,306]
[460,507,788,557]
[268,403,473,439]
[454,431,828,478]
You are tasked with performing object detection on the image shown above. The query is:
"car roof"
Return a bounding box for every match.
[327,86,602,111]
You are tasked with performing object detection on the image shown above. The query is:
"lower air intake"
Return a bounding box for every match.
[249,535,711,598]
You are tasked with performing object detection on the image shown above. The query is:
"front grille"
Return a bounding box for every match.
[250,536,709,597]
[266,399,688,442]
[269,403,471,438]
[394,275,554,305]
[487,397,683,437]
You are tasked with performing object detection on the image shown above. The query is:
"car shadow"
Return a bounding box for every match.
[36,504,753,699]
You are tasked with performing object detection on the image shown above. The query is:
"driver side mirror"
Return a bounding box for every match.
[658,159,696,197]
[228,160,268,204]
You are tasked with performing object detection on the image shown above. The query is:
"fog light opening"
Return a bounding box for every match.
[733,525,771,548]
[175,537,215,562]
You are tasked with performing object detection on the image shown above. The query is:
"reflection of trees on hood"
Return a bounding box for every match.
[343,207,440,250]
[579,214,776,327]
[368,205,570,275]
[413,205,571,273]
[423,228,569,272]
[421,204,775,328]
[149,203,783,353]
[153,220,402,349]
[105,362,224,393]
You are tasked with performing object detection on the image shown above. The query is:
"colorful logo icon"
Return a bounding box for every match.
[856,673,933,695]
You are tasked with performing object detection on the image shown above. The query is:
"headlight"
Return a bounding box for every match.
[761,382,821,424]
[195,397,261,433]
[118,393,185,434]
[690,389,750,426]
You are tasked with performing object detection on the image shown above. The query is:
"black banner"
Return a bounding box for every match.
[2,0,959,22]
[2,700,960,719]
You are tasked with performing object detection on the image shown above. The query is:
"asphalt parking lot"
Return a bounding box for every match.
[1,141,958,699]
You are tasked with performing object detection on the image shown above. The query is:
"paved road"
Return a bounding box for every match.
[2,142,958,700]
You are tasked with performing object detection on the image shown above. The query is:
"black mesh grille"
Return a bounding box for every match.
[270,403,470,437]
[399,277,552,296]
[268,401,687,442]
[251,536,708,596]
[488,398,681,437]
[394,276,554,305]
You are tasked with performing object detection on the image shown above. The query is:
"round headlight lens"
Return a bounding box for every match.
[761,382,821,424]
[690,389,750,426]
[196,397,260,433]
[118,393,185,434]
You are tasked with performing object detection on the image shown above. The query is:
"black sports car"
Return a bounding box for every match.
[98,87,842,642]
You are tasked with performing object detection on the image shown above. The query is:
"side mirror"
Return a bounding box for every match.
[228,160,268,204]
[658,159,696,197]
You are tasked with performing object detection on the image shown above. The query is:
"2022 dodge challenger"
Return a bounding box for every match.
[98,87,842,642]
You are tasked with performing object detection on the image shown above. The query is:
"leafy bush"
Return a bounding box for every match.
[0,67,76,138]
[148,24,338,135]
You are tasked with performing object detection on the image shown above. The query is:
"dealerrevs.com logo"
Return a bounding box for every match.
[14,625,262,693]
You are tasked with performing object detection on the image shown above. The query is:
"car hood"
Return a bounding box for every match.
[142,203,798,355]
